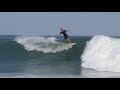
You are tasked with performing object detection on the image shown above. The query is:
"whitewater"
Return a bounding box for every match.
[81,35,120,72]
[15,36,72,53]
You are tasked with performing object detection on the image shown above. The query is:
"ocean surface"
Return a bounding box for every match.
[1,35,120,78]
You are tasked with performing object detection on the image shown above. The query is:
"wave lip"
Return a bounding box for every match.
[81,35,120,72]
[15,36,72,53]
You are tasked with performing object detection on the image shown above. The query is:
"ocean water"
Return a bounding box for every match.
[1,35,120,78]
[0,35,81,78]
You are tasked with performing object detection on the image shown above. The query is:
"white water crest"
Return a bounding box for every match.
[15,36,72,53]
[81,35,120,72]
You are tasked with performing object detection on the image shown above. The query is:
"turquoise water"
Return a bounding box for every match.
[1,35,120,78]
[0,35,89,78]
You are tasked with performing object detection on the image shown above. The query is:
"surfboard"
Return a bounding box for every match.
[68,43,76,47]
[70,43,76,46]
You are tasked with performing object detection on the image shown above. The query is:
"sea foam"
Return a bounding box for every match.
[15,36,72,53]
[81,35,120,72]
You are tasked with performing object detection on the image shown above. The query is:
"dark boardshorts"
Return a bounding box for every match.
[64,35,69,39]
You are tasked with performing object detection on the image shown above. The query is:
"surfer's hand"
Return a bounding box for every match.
[66,30,69,32]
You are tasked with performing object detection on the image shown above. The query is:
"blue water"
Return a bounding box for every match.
[0,35,83,78]
[1,35,120,78]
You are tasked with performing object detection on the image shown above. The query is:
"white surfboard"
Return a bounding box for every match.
[70,43,76,46]
[68,43,76,47]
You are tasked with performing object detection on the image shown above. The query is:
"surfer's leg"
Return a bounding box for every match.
[65,39,68,44]
[65,38,70,44]
[64,36,71,44]
[64,36,68,44]
[66,38,71,44]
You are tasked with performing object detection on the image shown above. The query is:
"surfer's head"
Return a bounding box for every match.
[60,28,63,32]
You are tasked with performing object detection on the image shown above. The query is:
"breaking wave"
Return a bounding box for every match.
[15,36,72,53]
[81,35,120,72]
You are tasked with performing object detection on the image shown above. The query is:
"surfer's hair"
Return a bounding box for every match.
[60,28,63,30]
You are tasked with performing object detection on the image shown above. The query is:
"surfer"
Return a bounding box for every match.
[59,28,71,44]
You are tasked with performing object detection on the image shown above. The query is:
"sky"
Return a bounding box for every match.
[0,12,120,36]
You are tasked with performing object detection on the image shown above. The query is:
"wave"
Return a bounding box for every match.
[15,36,72,53]
[81,35,120,72]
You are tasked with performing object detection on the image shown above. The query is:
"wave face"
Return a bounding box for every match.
[15,36,72,53]
[81,35,120,72]
[0,35,80,76]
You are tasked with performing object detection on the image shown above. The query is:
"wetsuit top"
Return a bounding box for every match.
[60,30,69,39]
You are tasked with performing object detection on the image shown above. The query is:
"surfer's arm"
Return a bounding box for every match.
[59,32,62,35]
[66,30,69,32]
